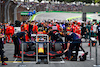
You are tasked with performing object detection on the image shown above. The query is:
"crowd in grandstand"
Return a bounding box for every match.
[21,2,83,11]
[36,3,83,11]
[50,4,83,11]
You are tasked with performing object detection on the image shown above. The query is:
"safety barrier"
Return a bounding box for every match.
[93,39,100,67]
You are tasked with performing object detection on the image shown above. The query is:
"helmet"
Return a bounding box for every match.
[77,22,81,25]
[66,27,72,32]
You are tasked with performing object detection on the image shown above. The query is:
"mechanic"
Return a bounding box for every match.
[12,31,28,58]
[64,27,81,60]
[5,23,10,43]
[32,21,38,34]
[0,34,7,65]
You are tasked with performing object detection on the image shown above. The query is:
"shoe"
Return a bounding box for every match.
[64,57,68,59]
[11,41,13,43]
[2,63,7,65]
[64,57,69,60]
[4,40,6,44]
[13,55,17,58]
[93,43,95,46]
[7,41,9,43]
[51,57,53,59]
[17,56,22,58]
[88,43,90,46]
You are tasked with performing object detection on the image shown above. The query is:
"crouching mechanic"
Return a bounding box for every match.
[12,31,28,58]
[64,30,81,60]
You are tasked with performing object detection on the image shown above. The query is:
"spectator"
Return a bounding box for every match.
[93,22,97,37]
[86,22,91,46]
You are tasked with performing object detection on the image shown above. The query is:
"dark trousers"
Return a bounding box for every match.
[65,39,81,59]
[0,49,4,63]
[98,34,100,45]
[12,37,20,56]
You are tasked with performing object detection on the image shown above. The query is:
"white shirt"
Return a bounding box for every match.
[93,24,97,32]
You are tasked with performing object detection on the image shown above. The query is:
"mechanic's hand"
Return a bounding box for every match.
[53,41,55,44]
[87,31,89,33]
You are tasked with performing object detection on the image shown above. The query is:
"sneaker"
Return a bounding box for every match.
[13,55,17,58]
[17,56,22,58]
[64,57,68,59]
[64,57,69,60]
[7,41,9,43]
[88,43,90,46]
[93,43,95,46]
[2,63,7,65]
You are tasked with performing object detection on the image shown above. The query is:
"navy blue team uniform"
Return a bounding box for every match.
[0,35,7,65]
[12,32,26,58]
[0,38,4,64]
[65,32,81,60]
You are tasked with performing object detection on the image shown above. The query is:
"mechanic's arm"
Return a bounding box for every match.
[64,41,70,53]
[23,33,26,42]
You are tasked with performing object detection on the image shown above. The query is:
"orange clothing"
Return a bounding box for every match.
[91,26,93,31]
[25,34,30,42]
[37,32,43,34]
[9,26,14,34]
[21,24,25,32]
[5,25,14,43]
[24,24,29,31]
[5,26,10,35]
[32,25,38,34]
[76,25,81,35]
[6,35,10,42]
[48,24,52,27]
[56,24,61,31]
[71,25,76,33]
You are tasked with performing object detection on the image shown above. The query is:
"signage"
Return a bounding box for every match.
[21,11,36,16]
[33,10,36,14]
[21,12,29,15]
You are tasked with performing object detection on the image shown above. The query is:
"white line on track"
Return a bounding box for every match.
[13,62,36,63]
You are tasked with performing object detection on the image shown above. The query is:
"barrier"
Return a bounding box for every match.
[35,34,49,64]
[93,42,100,67]
[87,38,94,61]
[88,37,100,67]
[18,43,26,67]
[19,41,86,62]
[18,37,99,66]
